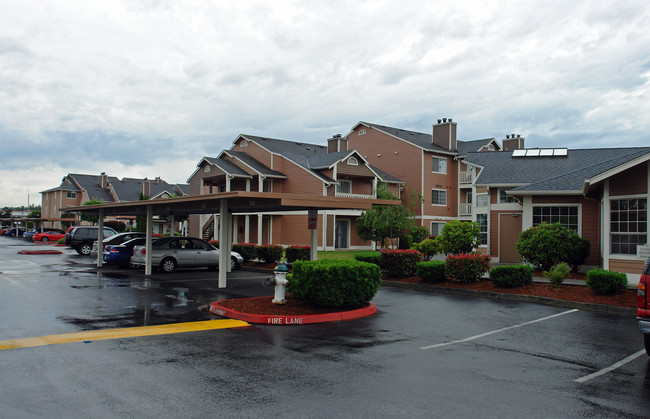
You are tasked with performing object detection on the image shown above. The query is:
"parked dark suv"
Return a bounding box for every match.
[65,226,117,256]
[638,258,650,356]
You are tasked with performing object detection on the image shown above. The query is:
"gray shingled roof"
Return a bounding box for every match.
[240,134,327,157]
[369,165,402,183]
[204,157,252,177]
[222,151,286,177]
[464,147,650,192]
[361,122,497,156]
[68,174,116,202]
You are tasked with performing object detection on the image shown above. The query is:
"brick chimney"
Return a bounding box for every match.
[433,118,457,151]
[502,134,525,151]
[327,134,348,153]
[142,178,150,197]
[99,172,108,188]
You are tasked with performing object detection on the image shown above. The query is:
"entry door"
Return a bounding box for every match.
[499,213,522,263]
[335,219,349,249]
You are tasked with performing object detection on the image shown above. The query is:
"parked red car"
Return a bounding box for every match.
[32,231,66,242]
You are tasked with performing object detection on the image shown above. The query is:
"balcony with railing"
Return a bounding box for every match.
[335,192,377,199]
[459,203,472,217]
[459,171,474,185]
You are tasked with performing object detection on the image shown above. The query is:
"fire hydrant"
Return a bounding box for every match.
[264,263,289,304]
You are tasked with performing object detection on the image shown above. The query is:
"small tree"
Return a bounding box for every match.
[0,207,12,218]
[438,220,481,255]
[411,238,440,260]
[80,200,103,224]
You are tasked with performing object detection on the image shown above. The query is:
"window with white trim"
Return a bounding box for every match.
[477,213,488,245]
[476,193,489,208]
[533,206,579,232]
[430,222,445,237]
[67,192,76,199]
[610,198,647,255]
[431,189,447,206]
[499,189,517,203]
[336,180,351,194]
[347,157,358,166]
[432,157,447,174]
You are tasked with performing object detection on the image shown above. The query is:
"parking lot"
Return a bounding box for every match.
[1,236,649,418]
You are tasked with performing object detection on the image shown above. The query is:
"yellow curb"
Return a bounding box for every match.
[0,319,249,350]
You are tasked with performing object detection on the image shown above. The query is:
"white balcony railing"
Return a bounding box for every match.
[458,203,472,216]
[335,192,377,199]
[459,171,474,184]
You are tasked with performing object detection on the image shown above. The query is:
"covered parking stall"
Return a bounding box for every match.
[68,191,398,288]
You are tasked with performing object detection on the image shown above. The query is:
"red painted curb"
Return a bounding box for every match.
[17,250,63,255]
[209,297,377,325]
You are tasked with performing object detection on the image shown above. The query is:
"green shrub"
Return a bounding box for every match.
[411,238,440,260]
[380,249,424,278]
[516,223,586,271]
[232,243,257,261]
[56,238,65,245]
[287,259,381,307]
[565,237,590,273]
[286,245,310,263]
[409,225,431,245]
[209,240,219,248]
[585,269,628,295]
[445,253,491,283]
[354,251,381,266]
[257,244,283,263]
[398,234,413,250]
[544,262,570,288]
[489,265,533,288]
[438,220,481,255]
[416,260,447,283]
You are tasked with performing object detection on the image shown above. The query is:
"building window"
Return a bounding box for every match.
[67,192,76,199]
[432,157,447,174]
[611,198,647,255]
[477,213,488,245]
[347,157,358,166]
[431,189,447,206]
[499,189,517,203]
[476,194,489,208]
[358,129,366,136]
[533,206,579,232]
[204,165,211,173]
[430,222,445,237]
[336,180,351,194]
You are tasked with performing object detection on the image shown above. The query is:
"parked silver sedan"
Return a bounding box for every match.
[130,237,243,273]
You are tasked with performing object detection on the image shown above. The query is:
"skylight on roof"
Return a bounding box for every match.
[512,148,569,158]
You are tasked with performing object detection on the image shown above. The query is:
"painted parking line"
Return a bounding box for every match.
[0,319,250,350]
[574,349,647,383]
[420,309,579,350]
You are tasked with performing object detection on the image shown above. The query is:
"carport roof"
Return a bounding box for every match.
[66,191,400,217]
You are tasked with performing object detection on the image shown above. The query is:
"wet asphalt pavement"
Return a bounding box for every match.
[1,236,650,418]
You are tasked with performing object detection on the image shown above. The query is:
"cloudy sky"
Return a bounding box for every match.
[1,0,649,207]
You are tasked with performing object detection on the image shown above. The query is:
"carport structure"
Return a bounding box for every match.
[68,191,399,288]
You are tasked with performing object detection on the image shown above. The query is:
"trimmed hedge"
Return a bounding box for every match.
[380,249,424,278]
[489,265,533,288]
[287,259,381,307]
[286,245,310,263]
[232,243,257,261]
[445,253,491,283]
[354,251,381,266]
[585,269,628,295]
[256,244,283,263]
[416,260,447,283]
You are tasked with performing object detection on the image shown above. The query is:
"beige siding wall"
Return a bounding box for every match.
[609,259,645,274]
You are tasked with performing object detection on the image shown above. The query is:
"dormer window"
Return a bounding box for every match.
[240,139,248,147]
[347,157,358,166]
[204,166,211,173]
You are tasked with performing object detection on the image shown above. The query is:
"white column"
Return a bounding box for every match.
[96,209,104,268]
[219,199,229,288]
[257,213,263,245]
[169,215,175,234]
[244,215,250,243]
[232,215,238,245]
[227,212,233,273]
[310,211,318,261]
[603,180,610,270]
[145,205,153,276]
[522,196,533,230]
[321,211,328,251]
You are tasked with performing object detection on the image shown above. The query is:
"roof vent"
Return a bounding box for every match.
[448,118,453,123]
[437,119,442,123]
[442,118,447,123]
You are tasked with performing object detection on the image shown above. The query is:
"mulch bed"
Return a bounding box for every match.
[231,263,637,315]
